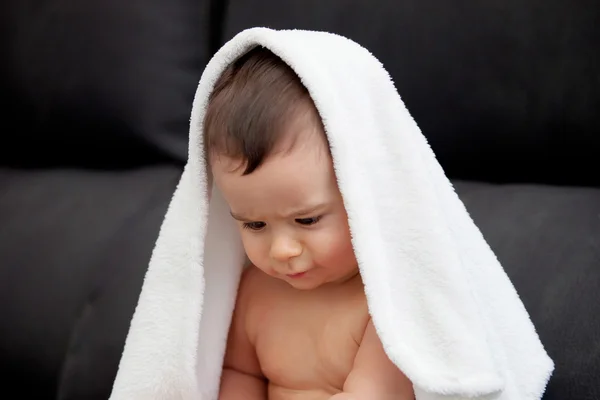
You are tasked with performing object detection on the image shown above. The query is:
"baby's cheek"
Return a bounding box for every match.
[312,229,356,269]
[240,233,267,266]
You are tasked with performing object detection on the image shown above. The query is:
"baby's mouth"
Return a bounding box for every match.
[286,271,308,279]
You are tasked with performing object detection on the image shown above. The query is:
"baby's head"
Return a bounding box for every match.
[204,46,358,290]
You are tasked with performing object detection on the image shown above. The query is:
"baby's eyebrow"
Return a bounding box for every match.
[229,211,249,221]
[229,203,328,222]
[282,203,328,218]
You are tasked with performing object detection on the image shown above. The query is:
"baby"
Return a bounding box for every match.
[204,46,414,400]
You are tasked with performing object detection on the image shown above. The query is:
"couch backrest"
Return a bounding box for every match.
[0,0,213,169]
[2,0,598,187]
[221,0,600,187]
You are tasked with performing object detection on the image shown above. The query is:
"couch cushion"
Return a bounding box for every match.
[0,166,181,399]
[0,0,211,168]
[222,0,600,187]
[454,181,600,400]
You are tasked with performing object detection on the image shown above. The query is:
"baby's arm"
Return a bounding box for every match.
[219,271,267,400]
[331,319,414,400]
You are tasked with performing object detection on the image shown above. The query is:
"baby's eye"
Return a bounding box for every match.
[295,216,322,226]
[242,221,266,231]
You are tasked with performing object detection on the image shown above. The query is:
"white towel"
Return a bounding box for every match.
[109,27,554,400]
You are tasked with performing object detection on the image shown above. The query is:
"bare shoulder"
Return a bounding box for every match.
[344,318,414,399]
[237,265,277,305]
[343,277,370,344]
[223,266,264,376]
[235,265,275,309]
[235,265,283,340]
[236,265,259,302]
[240,265,290,302]
[239,264,276,291]
[220,266,268,398]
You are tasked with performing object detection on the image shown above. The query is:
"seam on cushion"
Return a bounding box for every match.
[55,297,96,400]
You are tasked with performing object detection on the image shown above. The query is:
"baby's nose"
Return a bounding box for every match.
[269,235,302,262]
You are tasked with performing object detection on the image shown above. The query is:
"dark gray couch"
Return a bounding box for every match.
[1,1,598,399]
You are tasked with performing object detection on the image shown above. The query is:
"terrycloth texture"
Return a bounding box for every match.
[110,28,554,400]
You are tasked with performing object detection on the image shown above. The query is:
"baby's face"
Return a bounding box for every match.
[211,124,358,290]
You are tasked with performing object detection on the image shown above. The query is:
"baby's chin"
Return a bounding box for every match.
[279,268,360,291]
[283,276,324,291]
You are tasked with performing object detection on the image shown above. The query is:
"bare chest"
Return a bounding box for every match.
[251,286,369,395]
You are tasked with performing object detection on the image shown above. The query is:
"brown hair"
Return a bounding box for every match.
[203,46,322,175]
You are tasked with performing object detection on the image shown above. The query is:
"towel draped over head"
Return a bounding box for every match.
[110,27,554,400]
